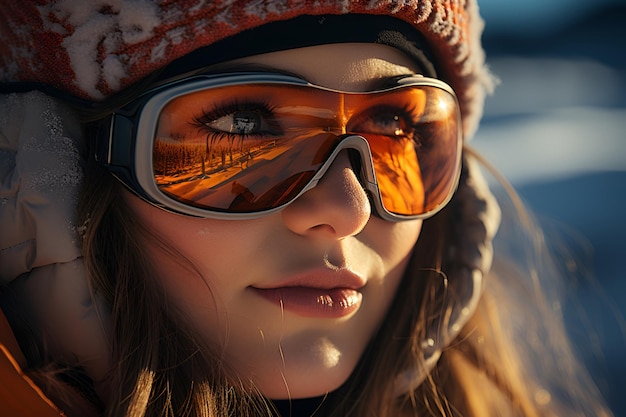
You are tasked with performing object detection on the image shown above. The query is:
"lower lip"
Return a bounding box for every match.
[251,287,363,318]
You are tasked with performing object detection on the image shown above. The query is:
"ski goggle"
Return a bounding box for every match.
[94,72,462,221]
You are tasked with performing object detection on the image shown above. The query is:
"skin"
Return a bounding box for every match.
[126,43,424,399]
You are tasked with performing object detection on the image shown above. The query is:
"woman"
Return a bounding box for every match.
[0,1,613,416]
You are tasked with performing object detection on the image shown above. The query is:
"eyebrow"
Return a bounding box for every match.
[200,62,418,91]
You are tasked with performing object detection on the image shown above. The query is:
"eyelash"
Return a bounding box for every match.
[349,103,421,137]
[191,100,281,138]
[189,99,423,146]
[381,102,420,128]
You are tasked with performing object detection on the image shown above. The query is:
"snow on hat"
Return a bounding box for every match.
[0,0,493,138]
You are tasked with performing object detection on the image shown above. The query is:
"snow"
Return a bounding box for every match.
[37,0,161,98]
[473,57,626,186]
[473,106,626,185]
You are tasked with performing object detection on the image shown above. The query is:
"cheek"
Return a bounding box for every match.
[123,192,262,320]
[367,219,422,267]
[393,220,423,249]
[126,189,260,272]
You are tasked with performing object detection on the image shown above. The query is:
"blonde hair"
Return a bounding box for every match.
[64,150,615,417]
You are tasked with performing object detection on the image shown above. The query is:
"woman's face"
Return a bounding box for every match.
[126,43,423,399]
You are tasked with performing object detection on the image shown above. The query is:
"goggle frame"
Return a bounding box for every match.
[94,72,462,221]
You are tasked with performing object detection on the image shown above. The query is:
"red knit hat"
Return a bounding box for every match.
[0,0,493,137]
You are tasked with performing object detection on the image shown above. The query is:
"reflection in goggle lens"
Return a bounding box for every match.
[152,83,460,217]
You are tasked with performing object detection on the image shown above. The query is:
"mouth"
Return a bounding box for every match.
[251,287,362,318]
[249,269,366,318]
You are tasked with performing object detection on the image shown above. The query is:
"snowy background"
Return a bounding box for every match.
[473,1,625,415]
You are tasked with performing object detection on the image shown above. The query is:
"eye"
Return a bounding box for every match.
[208,111,265,135]
[349,105,417,138]
[360,113,409,136]
[193,102,281,137]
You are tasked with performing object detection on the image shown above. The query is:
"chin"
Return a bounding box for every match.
[254,351,358,399]
[259,371,352,400]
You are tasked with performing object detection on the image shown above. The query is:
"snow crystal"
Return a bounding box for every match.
[193,18,212,37]
[38,0,161,98]
[166,27,187,46]
[149,38,169,64]
[61,12,112,98]
[117,0,161,44]
[102,55,126,91]
[213,6,238,28]
[161,6,187,26]
[244,0,268,20]
[188,0,210,14]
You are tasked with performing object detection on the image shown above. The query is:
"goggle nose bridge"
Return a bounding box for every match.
[294,134,386,213]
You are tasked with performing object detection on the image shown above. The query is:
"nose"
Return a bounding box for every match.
[281,150,371,239]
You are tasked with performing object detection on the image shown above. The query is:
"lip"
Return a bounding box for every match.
[250,269,366,318]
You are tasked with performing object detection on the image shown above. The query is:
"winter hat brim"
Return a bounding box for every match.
[0,1,493,138]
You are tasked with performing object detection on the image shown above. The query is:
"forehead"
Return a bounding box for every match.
[212,43,421,91]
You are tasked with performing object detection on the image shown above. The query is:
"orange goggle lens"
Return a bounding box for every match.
[147,78,461,219]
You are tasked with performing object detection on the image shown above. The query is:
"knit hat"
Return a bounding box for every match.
[0,0,493,138]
